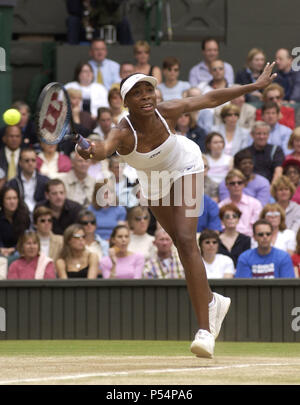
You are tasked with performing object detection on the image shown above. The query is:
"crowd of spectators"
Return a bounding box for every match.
[1,37,300,280]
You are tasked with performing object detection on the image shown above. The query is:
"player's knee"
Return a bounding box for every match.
[175,233,196,255]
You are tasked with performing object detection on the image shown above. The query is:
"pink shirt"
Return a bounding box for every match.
[100,253,145,279]
[219,193,262,237]
[7,257,56,279]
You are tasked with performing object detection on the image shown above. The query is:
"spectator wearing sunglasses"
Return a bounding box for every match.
[33,206,63,263]
[255,83,295,130]
[8,147,49,214]
[235,219,295,278]
[198,229,235,279]
[218,203,251,267]
[127,206,154,260]
[77,209,109,268]
[198,59,229,95]
[211,104,250,156]
[219,169,262,237]
[252,203,296,256]
[56,224,98,279]
[158,56,190,101]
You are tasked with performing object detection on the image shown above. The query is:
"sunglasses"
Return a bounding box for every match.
[256,232,272,237]
[223,213,239,220]
[23,159,36,163]
[226,113,239,117]
[212,67,224,71]
[204,240,218,245]
[268,96,280,101]
[265,211,280,217]
[39,218,53,223]
[80,220,96,225]
[72,234,86,239]
[135,216,149,221]
[228,181,243,186]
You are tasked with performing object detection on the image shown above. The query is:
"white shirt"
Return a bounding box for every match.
[203,254,235,278]
[39,235,51,257]
[20,171,37,213]
[128,233,155,260]
[38,152,59,178]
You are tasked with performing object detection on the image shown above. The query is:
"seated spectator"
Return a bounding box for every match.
[285,127,300,162]
[133,40,162,83]
[88,182,127,240]
[214,85,256,130]
[107,156,139,208]
[67,88,96,135]
[65,61,109,119]
[271,175,300,234]
[239,121,285,184]
[282,158,300,204]
[275,48,300,103]
[7,231,55,280]
[198,59,229,94]
[235,47,266,102]
[33,206,63,263]
[127,206,154,260]
[36,178,82,235]
[261,101,292,155]
[235,219,295,278]
[198,229,235,278]
[253,203,296,256]
[256,83,295,130]
[58,151,96,207]
[212,104,250,156]
[36,142,72,178]
[56,224,98,279]
[218,169,262,237]
[0,125,22,181]
[291,228,300,277]
[108,87,126,125]
[176,111,207,152]
[8,147,49,214]
[88,39,121,91]
[0,101,38,148]
[77,209,109,269]
[155,87,164,103]
[197,194,222,233]
[142,228,184,279]
[219,149,271,206]
[157,56,190,101]
[0,256,8,279]
[0,185,30,260]
[202,155,219,202]
[93,107,114,140]
[218,203,251,267]
[100,225,145,279]
[110,62,135,90]
[189,37,234,86]
[204,132,233,185]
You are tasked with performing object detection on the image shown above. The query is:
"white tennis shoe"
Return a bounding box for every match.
[209,292,231,339]
[190,329,215,358]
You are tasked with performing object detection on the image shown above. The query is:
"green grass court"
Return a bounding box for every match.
[0,340,300,385]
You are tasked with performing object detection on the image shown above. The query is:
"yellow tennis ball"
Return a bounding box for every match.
[2,109,21,126]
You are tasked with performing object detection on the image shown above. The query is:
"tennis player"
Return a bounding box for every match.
[77,62,277,358]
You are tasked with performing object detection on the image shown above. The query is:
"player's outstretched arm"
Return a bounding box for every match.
[76,127,122,161]
[182,62,277,113]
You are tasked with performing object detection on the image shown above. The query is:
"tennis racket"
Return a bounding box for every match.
[35,82,90,149]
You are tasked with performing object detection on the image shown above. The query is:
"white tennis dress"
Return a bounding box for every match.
[117,109,204,201]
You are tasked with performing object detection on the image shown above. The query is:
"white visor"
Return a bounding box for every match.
[120,73,157,100]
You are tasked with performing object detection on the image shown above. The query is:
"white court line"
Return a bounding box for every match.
[0,362,297,385]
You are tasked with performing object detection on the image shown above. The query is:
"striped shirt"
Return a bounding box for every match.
[142,250,185,279]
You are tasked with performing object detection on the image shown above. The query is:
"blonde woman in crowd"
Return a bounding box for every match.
[127,206,154,260]
[133,40,162,83]
[56,224,98,279]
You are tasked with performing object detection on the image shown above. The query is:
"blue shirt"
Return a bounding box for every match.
[268,122,293,156]
[235,247,295,278]
[197,194,222,232]
[157,81,191,101]
[89,58,121,90]
[88,205,127,240]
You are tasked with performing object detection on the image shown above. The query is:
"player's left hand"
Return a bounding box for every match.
[255,62,277,89]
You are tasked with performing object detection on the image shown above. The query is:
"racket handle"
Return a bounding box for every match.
[77,135,90,149]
